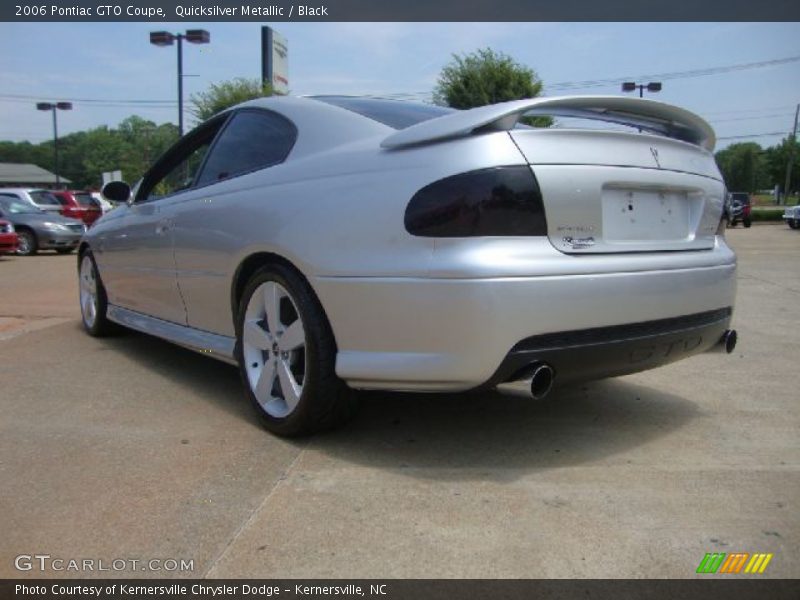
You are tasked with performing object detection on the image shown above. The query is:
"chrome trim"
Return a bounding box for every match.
[106,305,237,365]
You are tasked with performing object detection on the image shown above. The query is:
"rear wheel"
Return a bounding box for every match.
[79,251,116,336]
[743,218,752,228]
[16,230,37,256]
[236,263,357,436]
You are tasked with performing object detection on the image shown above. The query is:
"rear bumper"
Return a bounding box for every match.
[317,245,736,391]
[475,308,732,391]
[0,232,18,254]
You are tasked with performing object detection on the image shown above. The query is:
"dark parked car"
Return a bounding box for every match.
[0,197,85,255]
[727,192,752,228]
[51,190,103,226]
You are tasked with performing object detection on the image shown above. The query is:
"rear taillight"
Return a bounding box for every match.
[404,166,547,237]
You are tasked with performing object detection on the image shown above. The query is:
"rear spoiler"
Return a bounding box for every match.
[381,95,716,151]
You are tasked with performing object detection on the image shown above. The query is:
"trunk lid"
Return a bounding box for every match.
[509,128,725,254]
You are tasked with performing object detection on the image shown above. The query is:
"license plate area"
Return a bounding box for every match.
[602,187,691,242]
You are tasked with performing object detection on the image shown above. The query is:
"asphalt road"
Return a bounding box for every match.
[1,224,798,579]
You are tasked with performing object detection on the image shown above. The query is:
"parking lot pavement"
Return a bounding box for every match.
[1,225,798,579]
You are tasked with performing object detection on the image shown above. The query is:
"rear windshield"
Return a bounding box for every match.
[74,192,98,207]
[29,190,61,206]
[313,96,455,130]
[730,193,750,204]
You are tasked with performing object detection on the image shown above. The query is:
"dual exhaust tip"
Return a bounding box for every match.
[495,362,555,400]
[495,330,737,400]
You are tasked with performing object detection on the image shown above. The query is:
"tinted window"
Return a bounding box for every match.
[195,110,296,186]
[313,96,455,129]
[138,118,226,202]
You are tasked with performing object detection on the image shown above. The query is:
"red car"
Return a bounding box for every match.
[0,219,18,254]
[51,190,103,226]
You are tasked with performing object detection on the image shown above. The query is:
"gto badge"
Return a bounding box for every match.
[650,146,661,168]
[562,236,595,249]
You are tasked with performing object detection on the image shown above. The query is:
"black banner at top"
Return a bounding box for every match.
[2,0,800,22]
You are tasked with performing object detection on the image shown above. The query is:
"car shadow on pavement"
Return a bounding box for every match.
[310,381,701,481]
[92,325,250,422]
[92,325,701,479]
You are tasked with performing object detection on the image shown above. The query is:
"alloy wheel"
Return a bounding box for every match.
[79,255,98,328]
[242,281,306,418]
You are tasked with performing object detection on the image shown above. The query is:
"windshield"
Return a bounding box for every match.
[0,198,44,214]
[313,96,455,130]
[29,190,61,206]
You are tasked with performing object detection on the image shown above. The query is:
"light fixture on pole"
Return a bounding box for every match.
[149,29,210,137]
[622,81,662,98]
[36,101,72,188]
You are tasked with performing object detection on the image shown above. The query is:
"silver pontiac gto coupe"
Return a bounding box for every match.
[81,95,738,435]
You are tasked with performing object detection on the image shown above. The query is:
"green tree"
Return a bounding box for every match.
[433,48,551,127]
[763,137,800,196]
[190,77,273,123]
[714,142,768,193]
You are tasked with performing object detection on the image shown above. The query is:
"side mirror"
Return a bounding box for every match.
[102,181,132,204]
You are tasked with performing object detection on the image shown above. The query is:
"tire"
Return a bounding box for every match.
[788,219,799,230]
[56,248,74,255]
[16,229,37,256]
[235,263,358,436]
[78,250,117,336]
[743,218,752,228]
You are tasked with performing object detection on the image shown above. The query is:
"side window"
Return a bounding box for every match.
[195,109,297,186]
[149,144,213,200]
[137,116,227,202]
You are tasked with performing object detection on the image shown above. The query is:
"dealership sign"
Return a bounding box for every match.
[262,26,288,94]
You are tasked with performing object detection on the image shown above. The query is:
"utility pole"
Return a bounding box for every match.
[783,103,799,205]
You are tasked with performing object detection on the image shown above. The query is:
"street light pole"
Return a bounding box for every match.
[783,103,799,205]
[177,33,183,136]
[150,29,210,137]
[36,101,72,189]
[622,81,662,98]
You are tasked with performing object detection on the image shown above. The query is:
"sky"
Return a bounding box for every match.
[0,22,799,151]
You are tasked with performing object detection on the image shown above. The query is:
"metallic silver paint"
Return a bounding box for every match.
[83,95,736,392]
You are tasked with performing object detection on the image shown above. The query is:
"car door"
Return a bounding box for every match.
[170,108,298,335]
[96,116,228,324]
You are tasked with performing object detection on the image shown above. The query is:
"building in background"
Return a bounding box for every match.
[0,163,70,188]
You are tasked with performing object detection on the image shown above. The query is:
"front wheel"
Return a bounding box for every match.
[743,218,752,228]
[79,251,116,336]
[236,263,357,436]
[16,230,37,256]
[788,219,799,229]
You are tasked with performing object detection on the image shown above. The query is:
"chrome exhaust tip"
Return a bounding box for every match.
[721,329,737,354]
[529,363,555,400]
[495,362,555,400]
[711,329,737,354]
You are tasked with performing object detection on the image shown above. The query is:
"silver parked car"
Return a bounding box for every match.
[0,196,85,255]
[80,95,738,435]
[783,204,800,229]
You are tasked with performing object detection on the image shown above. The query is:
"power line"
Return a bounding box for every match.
[546,55,800,90]
[3,55,796,110]
[709,112,795,124]
[717,132,787,141]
